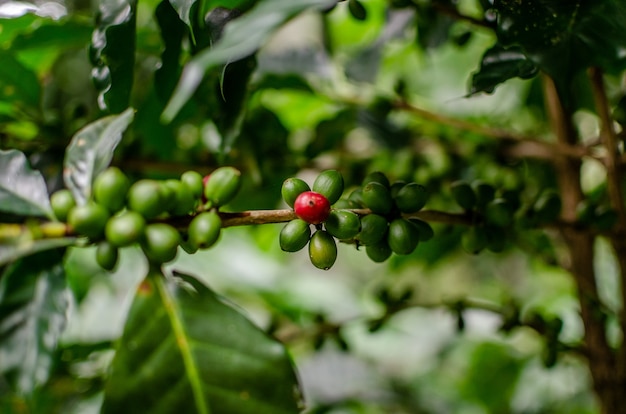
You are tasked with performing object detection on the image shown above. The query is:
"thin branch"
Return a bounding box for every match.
[430,2,495,30]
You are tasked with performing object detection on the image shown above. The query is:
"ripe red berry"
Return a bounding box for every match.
[294,191,331,224]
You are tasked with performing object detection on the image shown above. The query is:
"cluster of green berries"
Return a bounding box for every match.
[49,166,241,270]
[280,170,433,269]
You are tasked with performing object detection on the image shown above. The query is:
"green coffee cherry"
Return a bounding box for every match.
[281,178,311,208]
[473,180,495,209]
[127,179,166,219]
[180,170,204,199]
[348,189,365,207]
[485,198,514,227]
[142,223,180,263]
[158,181,178,212]
[313,170,344,205]
[309,230,337,270]
[356,214,388,245]
[594,206,618,231]
[362,171,390,188]
[333,199,362,209]
[279,219,311,252]
[96,241,119,271]
[362,182,393,215]
[394,183,428,213]
[451,180,476,210]
[408,218,434,242]
[366,241,392,263]
[324,210,361,240]
[188,211,222,249]
[50,189,76,222]
[462,226,487,254]
[485,226,507,253]
[93,167,130,212]
[164,179,196,216]
[68,203,109,239]
[203,166,242,207]
[387,218,419,255]
[105,211,146,247]
[390,181,407,198]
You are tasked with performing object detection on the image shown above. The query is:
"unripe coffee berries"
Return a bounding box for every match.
[50,189,76,222]
[451,180,476,210]
[281,178,310,208]
[68,203,109,239]
[127,179,166,219]
[96,241,119,271]
[294,191,331,224]
[279,219,311,252]
[394,183,428,213]
[93,167,130,212]
[105,210,146,247]
[313,170,344,205]
[362,182,393,215]
[308,230,337,270]
[203,166,241,207]
[324,210,360,240]
[142,223,180,263]
[387,218,419,255]
[356,214,388,245]
[188,211,222,249]
[180,170,204,199]
[366,241,392,263]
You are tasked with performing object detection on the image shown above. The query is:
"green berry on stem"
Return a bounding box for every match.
[451,180,476,210]
[93,166,130,212]
[105,210,146,247]
[294,191,331,225]
[362,171,390,188]
[462,226,487,254]
[279,219,311,252]
[362,182,393,215]
[127,179,166,219]
[180,170,204,199]
[164,179,195,216]
[281,177,310,208]
[356,213,388,245]
[68,203,109,239]
[188,211,222,249]
[308,230,337,270]
[366,240,392,263]
[394,182,428,213]
[408,218,434,242]
[387,218,419,255]
[313,170,344,205]
[203,166,242,207]
[142,223,180,263]
[50,189,76,222]
[96,241,119,271]
[324,210,361,240]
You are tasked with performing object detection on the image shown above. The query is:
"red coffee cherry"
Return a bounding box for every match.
[293,191,331,225]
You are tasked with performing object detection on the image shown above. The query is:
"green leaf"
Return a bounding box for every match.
[90,0,137,113]
[10,17,92,51]
[494,0,626,81]
[0,14,39,46]
[63,108,134,206]
[0,150,53,218]
[162,0,337,122]
[470,44,538,94]
[0,237,76,267]
[0,250,69,394]
[154,0,187,103]
[0,50,40,110]
[102,271,302,414]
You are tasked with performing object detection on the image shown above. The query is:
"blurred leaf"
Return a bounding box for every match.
[494,0,626,82]
[10,18,92,50]
[102,271,302,414]
[470,44,538,94]
[0,14,39,46]
[162,0,336,122]
[63,108,134,206]
[90,0,137,113]
[0,150,53,219]
[0,51,40,110]
[168,0,197,29]
[416,1,454,49]
[0,250,69,394]
[0,237,75,267]
[155,0,187,103]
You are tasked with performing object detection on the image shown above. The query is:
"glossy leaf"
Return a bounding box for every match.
[0,51,40,110]
[102,271,302,414]
[90,0,137,113]
[470,44,538,94]
[63,108,134,206]
[154,0,187,102]
[0,15,39,46]
[168,0,197,28]
[0,250,69,394]
[162,0,337,122]
[10,18,92,50]
[494,0,626,81]
[0,150,53,218]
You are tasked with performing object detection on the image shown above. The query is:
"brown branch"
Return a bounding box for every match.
[393,99,592,162]
[430,2,495,30]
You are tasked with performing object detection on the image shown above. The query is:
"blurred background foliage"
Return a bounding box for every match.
[2,0,621,412]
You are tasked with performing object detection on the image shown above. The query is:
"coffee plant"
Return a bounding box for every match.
[1,0,625,413]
